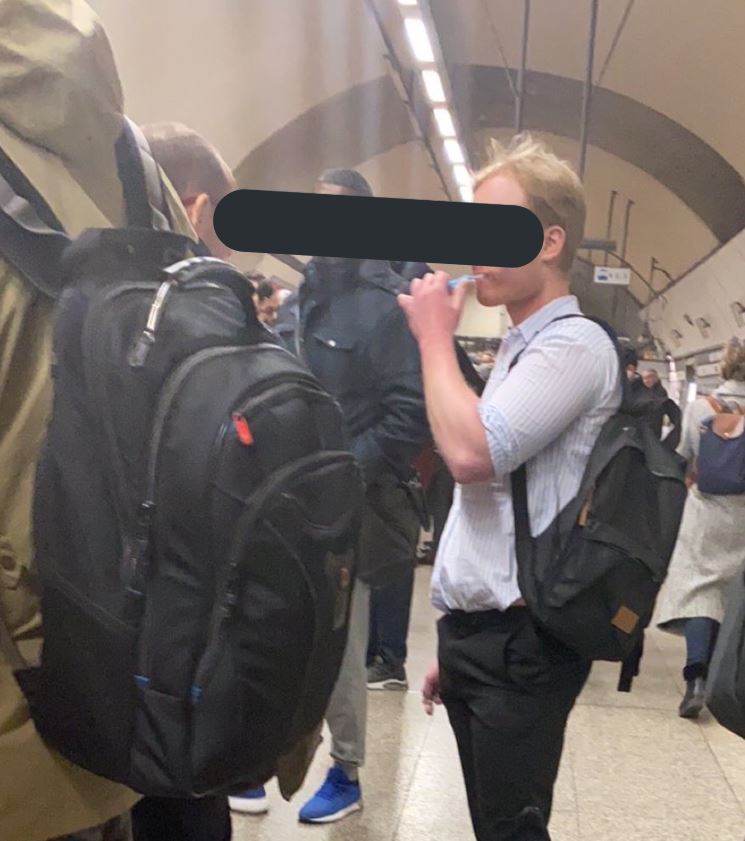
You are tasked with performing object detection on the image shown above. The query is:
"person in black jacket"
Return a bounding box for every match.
[362,261,483,691]
[275,168,430,824]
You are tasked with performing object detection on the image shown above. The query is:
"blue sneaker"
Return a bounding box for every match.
[298,766,362,824]
[228,786,269,814]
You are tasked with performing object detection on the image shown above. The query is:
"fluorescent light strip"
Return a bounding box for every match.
[453,164,471,186]
[434,107,456,137]
[404,17,435,63]
[444,139,465,164]
[398,7,471,199]
[422,69,446,103]
[398,0,418,5]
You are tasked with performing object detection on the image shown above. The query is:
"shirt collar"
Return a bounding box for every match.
[507,295,581,347]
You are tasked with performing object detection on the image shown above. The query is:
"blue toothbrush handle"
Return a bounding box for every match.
[448,274,478,291]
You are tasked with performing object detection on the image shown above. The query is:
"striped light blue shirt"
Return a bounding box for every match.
[431,296,621,613]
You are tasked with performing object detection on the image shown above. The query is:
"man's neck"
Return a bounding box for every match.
[506,278,570,327]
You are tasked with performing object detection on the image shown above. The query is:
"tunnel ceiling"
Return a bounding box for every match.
[91,0,745,315]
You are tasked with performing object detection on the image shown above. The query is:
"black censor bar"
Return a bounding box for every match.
[214,190,544,267]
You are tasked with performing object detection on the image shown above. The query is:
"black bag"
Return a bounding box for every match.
[357,475,423,589]
[7,123,365,797]
[706,569,745,740]
[511,316,688,663]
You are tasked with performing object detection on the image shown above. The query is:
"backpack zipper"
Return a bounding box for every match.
[191,451,358,701]
[138,343,317,679]
[83,281,226,543]
[205,374,328,532]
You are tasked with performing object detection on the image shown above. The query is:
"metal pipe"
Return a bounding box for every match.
[515,0,531,133]
[364,0,453,199]
[604,189,618,263]
[578,0,600,179]
[621,198,634,259]
[582,238,617,251]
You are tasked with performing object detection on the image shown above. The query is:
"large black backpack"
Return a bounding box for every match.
[510,316,688,663]
[2,122,364,796]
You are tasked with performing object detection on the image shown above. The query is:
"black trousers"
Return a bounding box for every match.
[131,797,231,841]
[438,609,590,841]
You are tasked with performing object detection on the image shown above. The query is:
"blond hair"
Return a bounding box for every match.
[721,337,745,382]
[473,134,586,272]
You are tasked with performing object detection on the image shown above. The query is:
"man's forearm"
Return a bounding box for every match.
[419,336,493,484]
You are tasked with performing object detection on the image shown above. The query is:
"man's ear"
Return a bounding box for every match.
[185,193,211,237]
[540,224,567,267]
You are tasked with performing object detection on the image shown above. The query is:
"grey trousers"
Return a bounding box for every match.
[326,580,371,769]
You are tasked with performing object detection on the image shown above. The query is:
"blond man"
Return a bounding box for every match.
[399,135,620,841]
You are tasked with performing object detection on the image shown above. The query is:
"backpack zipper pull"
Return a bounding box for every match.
[124,501,155,602]
[129,279,176,368]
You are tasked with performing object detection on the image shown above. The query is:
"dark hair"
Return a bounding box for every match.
[621,345,638,369]
[142,122,233,205]
[256,280,278,301]
[317,168,373,198]
[721,337,745,382]
[244,272,266,294]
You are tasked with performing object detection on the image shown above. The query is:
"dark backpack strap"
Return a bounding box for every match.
[0,146,70,298]
[115,118,172,232]
[509,313,622,552]
[0,611,27,672]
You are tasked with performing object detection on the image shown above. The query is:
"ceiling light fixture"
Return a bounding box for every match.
[422,69,446,103]
[453,164,471,186]
[404,17,435,63]
[444,138,466,164]
[433,107,456,137]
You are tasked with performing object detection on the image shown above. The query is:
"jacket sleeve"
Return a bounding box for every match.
[350,306,430,483]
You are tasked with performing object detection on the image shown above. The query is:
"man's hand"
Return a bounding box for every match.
[398,271,468,345]
[422,660,442,716]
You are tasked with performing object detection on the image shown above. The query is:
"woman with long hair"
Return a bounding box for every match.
[657,337,745,718]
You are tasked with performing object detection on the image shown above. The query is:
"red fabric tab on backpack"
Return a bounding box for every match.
[232,413,254,446]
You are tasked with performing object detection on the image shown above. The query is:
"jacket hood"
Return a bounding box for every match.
[0,0,124,166]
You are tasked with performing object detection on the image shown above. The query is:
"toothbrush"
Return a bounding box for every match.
[448,273,482,291]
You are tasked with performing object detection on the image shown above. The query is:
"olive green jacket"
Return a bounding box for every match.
[0,3,189,838]
[0,6,320,839]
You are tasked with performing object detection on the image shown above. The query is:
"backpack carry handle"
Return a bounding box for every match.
[129,257,261,369]
[164,257,260,327]
[115,118,172,232]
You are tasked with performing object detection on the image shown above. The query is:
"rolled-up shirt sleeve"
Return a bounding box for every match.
[477,328,618,478]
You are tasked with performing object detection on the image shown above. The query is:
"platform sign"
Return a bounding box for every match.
[593,266,631,286]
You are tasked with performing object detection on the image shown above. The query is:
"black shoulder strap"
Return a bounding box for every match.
[0,146,70,298]
[0,118,173,297]
[508,314,619,371]
[510,313,623,548]
[115,118,172,232]
[0,610,27,672]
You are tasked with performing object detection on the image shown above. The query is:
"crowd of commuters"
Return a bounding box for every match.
[1,3,744,841]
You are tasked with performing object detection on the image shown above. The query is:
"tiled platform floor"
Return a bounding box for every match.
[235,568,745,841]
